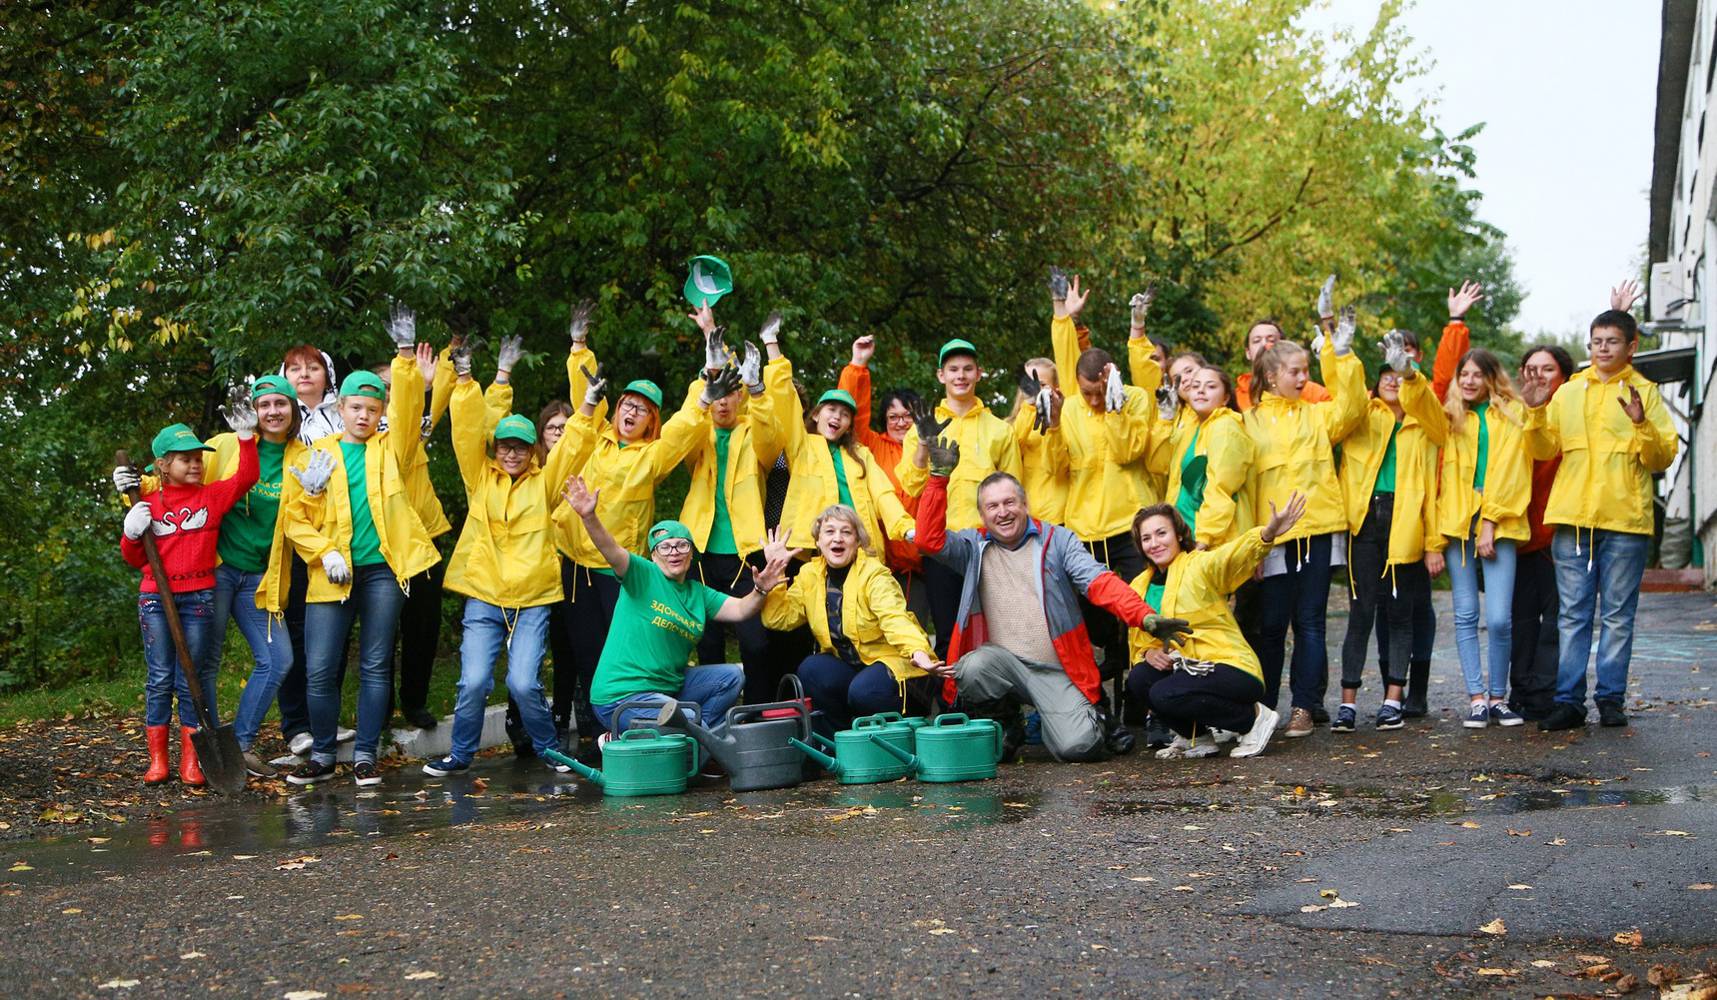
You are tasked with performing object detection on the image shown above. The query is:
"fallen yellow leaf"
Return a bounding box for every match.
[1507,884,1533,890]
[1688,883,1714,891]
[1614,928,1644,947]
[1475,968,1513,976]
[1478,918,1507,936]
[403,971,440,980]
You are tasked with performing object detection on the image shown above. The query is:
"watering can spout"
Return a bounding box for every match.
[542,747,604,787]
[867,733,919,772]
[788,736,841,774]
[678,716,740,772]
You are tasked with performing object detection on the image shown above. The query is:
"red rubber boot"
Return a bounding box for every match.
[143,725,171,785]
[179,728,206,787]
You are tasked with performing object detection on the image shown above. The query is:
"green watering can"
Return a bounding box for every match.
[788,714,916,785]
[858,711,930,743]
[541,729,701,797]
[869,713,1003,783]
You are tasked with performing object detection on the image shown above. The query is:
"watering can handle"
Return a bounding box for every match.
[776,673,806,703]
[991,718,1004,763]
[933,713,970,728]
[683,737,702,778]
[727,700,814,742]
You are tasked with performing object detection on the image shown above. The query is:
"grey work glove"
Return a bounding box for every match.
[1380,329,1412,374]
[1130,284,1156,327]
[1046,265,1069,301]
[287,449,337,498]
[1104,364,1126,413]
[909,398,950,443]
[385,302,417,349]
[568,300,594,346]
[1018,366,1050,435]
[450,339,476,378]
[739,341,764,395]
[1156,378,1179,423]
[701,366,743,406]
[496,335,524,374]
[112,464,141,496]
[703,327,730,373]
[1316,273,1337,321]
[222,389,258,438]
[321,550,351,585]
[758,311,782,347]
[1140,614,1193,647]
[1331,304,1356,356]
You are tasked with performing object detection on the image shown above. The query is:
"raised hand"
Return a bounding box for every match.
[688,303,717,336]
[1261,491,1309,544]
[568,300,594,345]
[386,301,417,349]
[287,449,337,497]
[1619,383,1646,424]
[701,365,743,406]
[703,326,730,374]
[1047,265,1070,302]
[1103,362,1125,412]
[415,341,437,382]
[1018,366,1050,434]
[926,435,961,477]
[563,475,599,519]
[760,527,803,573]
[321,550,351,585]
[1520,373,1553,408]
[496,335,524,374]
[450,339,476,379]
[221,387,258,438]
[1447,280,1484,320]
[1380,329,1412,374]
[1064,273,1089,317]
[739,341,764,395]
[758,311,783,347]
[1140,614,1193,647]
[1330,305,1357,356]
[851,335,876,367]
[581,363,608,408]
[1130,283,1157,328]
[909,397,950,442]
[1017,364,1043,401]
[1610,279,1643,312]
[112,463,141,496]
[122,501,153,540]
[1316,273,1337,321]
[1156,376,1179,422]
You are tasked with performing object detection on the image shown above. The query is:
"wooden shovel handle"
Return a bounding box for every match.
[116,450,218,731]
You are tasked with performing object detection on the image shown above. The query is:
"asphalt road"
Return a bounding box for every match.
[2,591,1714,998]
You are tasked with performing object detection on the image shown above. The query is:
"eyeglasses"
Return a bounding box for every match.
[886,412,914,424]
[617,399,651,416]
[1587,337,1628,350]
[654,541,692,555]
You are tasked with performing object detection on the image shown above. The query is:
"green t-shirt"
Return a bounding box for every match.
[707,427,738,556]
[1471,401,1490,492]
[1374,422,1401,495]
[590,558,729,706]
[828,442,855,508]
[341,441,385,567]
[1145,579,1166,615]
[1174,427,1206,537]
[217,438,286,573]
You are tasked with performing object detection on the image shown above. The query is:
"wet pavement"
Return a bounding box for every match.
[2,591,1715,997]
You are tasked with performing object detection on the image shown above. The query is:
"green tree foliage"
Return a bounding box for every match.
[0,0,1524,691]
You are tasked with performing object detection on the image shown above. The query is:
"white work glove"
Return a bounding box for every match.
[1331,305,1356,356]
[1316,273,1337,321]
[568,300,593,346]
[1104,364,1126,413]
[1380,329,1412,374]
[385,302,417,349]
[321,550,351,585]
[450,340,476,378]
[287,449,337,498]
[496,335,524,375]
[1309,326,1326,355]
[739,341,764,396]
[582,363,608,408]
[123,502,154,540]
[1156,379,1179,423]
[758,311,782,348]
[222,391,258,439]
[1130,284,1156,327]
[703,327,729,373]
[112,465,141,496]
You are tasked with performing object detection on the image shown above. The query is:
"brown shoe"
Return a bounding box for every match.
[1283,707,1315,738]
[242,751,277,778]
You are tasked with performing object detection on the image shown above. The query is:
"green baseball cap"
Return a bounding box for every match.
[621,379,663,409]
[150,423,215,460]
[938,338,978,365]
[339,370,388,400]
[492,413,538,445]
[683,255,733,308]
[815,389,857,412]
[647,519,695,552]
[250,374,298,402]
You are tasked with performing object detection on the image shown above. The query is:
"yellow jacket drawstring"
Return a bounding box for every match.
[1346,533,1357,599]
[502,606,520,651]
[730,560,746,590]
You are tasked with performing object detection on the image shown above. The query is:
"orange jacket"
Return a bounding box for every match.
[838,363,921,574]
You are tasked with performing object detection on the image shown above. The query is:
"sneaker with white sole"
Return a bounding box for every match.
[287,732,314,757]
[286,759,336,785]
[352,760,383,787]
[1488,704,1524,727]
[242,751,278,778]
[1155,735,1193,759]
[1282,707,1315,738]
[1231,705,1280,758]
[422,756,469,777]
[1463,702,1490,729]
[543,757,573,775]
[336,727,356,744]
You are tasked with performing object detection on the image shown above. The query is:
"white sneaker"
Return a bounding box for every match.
[1155,735,1192,759]
[1183,738,1222,759]
[336,727,356,744]
[288,733,313,757]
[1230,705,1280,758]
[1208,728,1239,745]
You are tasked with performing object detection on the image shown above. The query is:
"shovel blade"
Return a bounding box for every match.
[191,724,248,796]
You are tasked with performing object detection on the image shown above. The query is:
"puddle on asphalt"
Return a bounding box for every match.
[1093,781,1717,820]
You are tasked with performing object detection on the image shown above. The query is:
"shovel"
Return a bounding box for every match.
[117,450,249,795]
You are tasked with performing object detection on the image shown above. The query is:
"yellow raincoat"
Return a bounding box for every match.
[443,379,581,610]
[753,357,914,558]
[895,401,1023,533]
[1010,402,1069,525]
[1152,407,1255,548]
[1242,346,1367,542]
[679,383,767,561]
[1128,334,1171,503]
[1523,365,1678,536]
[1429,397,1531,547]
[762,549,932,682]
[1338,371,1443,565]
[285,354,441,600]
[1128,528,1272,681]
[1049,315,1158,539]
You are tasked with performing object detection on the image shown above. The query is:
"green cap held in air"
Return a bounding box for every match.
[683,255,733,308]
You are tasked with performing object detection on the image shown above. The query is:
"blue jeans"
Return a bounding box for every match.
[304,564,405,765]
[1257,533,1332,713]
[593,664,745,735]
[449,601,556,764]
[794,653,909,731]
[1552,527,1649,707]
[207,564,294,750]
[1445,535,1516,698]
[138,589,217,727]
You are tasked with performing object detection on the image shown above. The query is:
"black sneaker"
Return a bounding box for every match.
[1400,697,1428,719]
[1538,703,1587,732]
[1143,716,1175,749]
[422,756,468,777]
[1310,705,1330,725]
[1375,703,1405,730]
[352,761,383,787]
[1329,705,1357,733]
[286,759,336,786]
[1104,722,1137,756]
[1597,700,1628,727]
[403,706,438,730]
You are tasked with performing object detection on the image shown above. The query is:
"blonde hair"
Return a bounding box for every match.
[1012,357,1056,413]
[1444,348,1523,433]
[1250,340,1309,399]
[811,504,872,553]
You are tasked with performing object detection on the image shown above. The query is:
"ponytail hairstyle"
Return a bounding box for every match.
[1444,347,1523,432]
[1132,503,1196,574]
[1250,341,1309,400]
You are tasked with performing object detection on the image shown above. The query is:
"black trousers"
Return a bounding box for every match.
[696,551,774,704]
[1127,661,1262,737]
[1376,570,1436,666]
[1081,531,1145,678]
[1508,546,1560,719]
[553,563,620,739]
[393,558,445,714]
[921,556,964,661]
[1339,495,1426,691]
